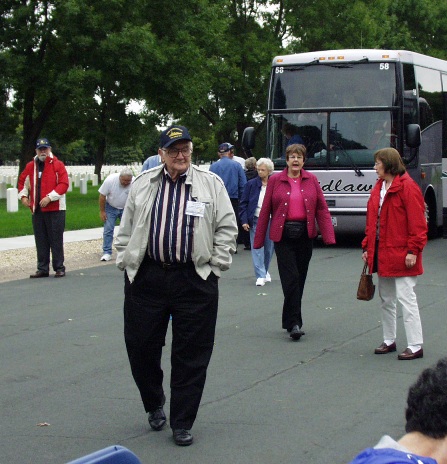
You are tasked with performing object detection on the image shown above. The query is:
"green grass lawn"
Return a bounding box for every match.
[0,183,103,238]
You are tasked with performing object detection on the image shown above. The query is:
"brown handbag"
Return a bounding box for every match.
[357,263,375,301]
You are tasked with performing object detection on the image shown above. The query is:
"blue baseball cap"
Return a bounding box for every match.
[159,126,192,148]
[36,138,51,149]
[218,142,234,153]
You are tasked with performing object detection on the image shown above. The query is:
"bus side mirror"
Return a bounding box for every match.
[406,124,421,148]
[242,127,255,150]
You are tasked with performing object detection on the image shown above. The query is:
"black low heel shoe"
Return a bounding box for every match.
[173,429,193,446]
[290,325,305,340]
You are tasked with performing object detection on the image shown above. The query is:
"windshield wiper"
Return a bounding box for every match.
[328,64,353,69]
[284,66,306,71]
[332,141,364,177]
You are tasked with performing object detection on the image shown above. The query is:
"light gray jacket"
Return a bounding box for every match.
[115,164,238,283]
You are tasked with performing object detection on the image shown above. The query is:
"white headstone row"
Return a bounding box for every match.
[2,164,142,210]
[0,164,142,186]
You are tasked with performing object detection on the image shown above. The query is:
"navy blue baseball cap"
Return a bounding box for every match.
[159,126,192,148]
[36,138,51,149]
[218,142,234,153]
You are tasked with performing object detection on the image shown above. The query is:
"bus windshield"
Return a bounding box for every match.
[271,62,397,109]
[268,62,399,169]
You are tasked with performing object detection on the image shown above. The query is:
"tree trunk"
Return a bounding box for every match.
[95,136,106,183]
[19,91,59,174]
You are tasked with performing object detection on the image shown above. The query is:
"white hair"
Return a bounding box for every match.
[120,167,133,177]
[256,158,274,173]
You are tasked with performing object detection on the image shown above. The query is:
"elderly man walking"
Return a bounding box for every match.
[115,125,237,446]
[210,143,247,251]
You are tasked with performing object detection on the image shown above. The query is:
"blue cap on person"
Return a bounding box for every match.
[218,142,234,153]
[159,126,192,148]
[36,138,51,149]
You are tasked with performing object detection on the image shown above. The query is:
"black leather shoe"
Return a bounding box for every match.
[290,325,304,341]
[54,270,65,278]
[148,394,166,431]
[30,271,49,278]
[173,429,193,446]
[148,407,166,431]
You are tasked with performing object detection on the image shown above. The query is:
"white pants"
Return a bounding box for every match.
[378,276,423,346]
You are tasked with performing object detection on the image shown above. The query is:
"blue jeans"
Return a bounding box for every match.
[103,203,123,254]
[250,216,275,279]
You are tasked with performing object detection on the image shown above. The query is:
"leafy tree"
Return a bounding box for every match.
[1,1,65,171]
[0,0,160,176]
[2,0,447,172]
[178,0,285,158]
[283,0,447,57]
[385,0,447,58]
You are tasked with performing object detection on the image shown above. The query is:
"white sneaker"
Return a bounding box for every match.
[264,272,271,282]
[256,278,265,286]
[101,254,112,262]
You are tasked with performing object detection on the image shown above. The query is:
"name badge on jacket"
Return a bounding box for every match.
[185,200,205,217]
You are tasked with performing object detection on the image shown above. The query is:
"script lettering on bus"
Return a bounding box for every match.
[319,179,373,193]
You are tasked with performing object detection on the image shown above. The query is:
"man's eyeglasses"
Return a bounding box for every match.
[163,147,192,158]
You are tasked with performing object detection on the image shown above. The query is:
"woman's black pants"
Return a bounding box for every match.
[274,235,313,330]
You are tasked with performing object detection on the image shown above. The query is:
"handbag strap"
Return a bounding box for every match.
[362,263,368,275]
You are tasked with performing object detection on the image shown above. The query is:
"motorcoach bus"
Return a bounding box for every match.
[243,49,447,237]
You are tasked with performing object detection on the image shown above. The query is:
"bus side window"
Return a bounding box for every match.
[403,64,418,136]
[419,98,434,130]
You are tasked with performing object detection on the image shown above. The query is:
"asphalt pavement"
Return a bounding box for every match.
[0,234,445,464]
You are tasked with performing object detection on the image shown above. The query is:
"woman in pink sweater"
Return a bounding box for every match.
[254,144,335,340]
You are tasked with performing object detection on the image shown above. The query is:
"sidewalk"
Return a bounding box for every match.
[0,227,114,251]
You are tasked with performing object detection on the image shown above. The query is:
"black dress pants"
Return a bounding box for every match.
[274,234,313,330]
[32,209,65,273]
[124,256,219,430]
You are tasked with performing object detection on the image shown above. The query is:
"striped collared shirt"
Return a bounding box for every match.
[148,168,194,263]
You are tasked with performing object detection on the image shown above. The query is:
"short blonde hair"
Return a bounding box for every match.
[245,157,257,170]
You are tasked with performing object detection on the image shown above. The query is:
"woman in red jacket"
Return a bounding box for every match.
[362,148,427,360]
[254,144,335,340]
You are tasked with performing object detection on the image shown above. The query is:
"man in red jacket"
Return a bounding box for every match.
[18,138,69,278]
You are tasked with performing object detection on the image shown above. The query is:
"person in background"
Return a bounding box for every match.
[239,156,259,250]
[98,168,134,262]
[240,158,275,286]
[230,145,247,171]
[362,148,427,360]
[210,143,247,252]
[18,138,69,278]
[254,144,335,340]
[244,157,258,180]
[218,142,246,171]
[281,123,304,159]
[115,125,238,447]
[141,154,162,172]
[348,357,447,464]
